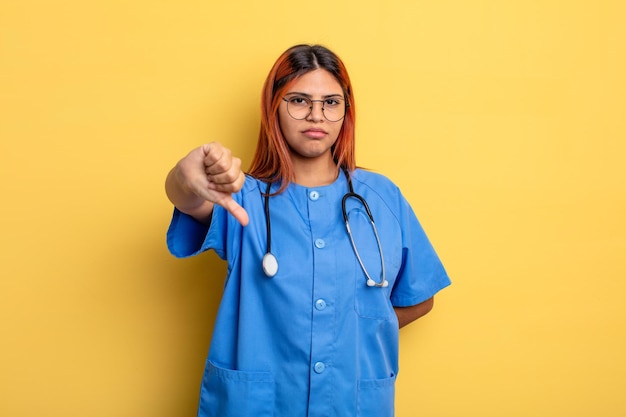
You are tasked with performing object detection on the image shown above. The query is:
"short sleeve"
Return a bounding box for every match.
[166,199,241,261]
[166,177,260,264]
[166,208,211,258]
[390,196,451,307]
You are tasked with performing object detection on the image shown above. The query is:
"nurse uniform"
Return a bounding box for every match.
[167,168,451,417]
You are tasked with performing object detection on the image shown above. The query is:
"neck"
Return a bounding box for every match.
[291,155,339,187]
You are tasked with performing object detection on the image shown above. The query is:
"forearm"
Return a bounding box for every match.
[165,165,214,224]
[394,297,434,328]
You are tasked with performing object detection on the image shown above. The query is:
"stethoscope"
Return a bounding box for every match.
[261,169,388,288]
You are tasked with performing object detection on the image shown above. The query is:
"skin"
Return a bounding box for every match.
[277,69,345,186]
[165,68,434,328]
[394,297,434,328]
[165,142,247,226]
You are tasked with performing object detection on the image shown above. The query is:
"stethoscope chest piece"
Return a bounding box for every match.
[262,252,278,277]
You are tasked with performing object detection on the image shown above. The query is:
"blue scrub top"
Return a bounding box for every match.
[167,169,450,417]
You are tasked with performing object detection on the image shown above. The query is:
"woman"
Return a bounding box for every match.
[165,44,450,417]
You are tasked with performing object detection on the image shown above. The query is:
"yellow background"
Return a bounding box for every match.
[1,1,625,416]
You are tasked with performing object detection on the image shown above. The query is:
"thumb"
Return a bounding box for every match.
[217,196,249,226]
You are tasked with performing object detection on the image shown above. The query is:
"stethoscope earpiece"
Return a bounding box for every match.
[367,279,389,288]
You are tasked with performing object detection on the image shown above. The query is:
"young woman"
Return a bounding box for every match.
[165,44,450,417]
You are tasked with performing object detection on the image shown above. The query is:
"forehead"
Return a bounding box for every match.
[286,69,343,95]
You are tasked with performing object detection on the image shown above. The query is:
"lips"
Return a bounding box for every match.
[302,128,327,139]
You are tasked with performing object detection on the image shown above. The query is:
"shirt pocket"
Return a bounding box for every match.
[357,374,396,416]
[354,272,394,319]
[198,360,275,417]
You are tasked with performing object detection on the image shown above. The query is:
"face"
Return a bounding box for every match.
[278,69,345,163]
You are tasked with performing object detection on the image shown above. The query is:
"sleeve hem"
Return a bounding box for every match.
[390,279,451,307]
[166,208,211,258]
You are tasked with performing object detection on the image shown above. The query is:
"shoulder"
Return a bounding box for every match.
[232,175,264,203]
[351,168,401,196]
[350,168,411,220]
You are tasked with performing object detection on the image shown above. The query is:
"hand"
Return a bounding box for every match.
[174,142,249,226]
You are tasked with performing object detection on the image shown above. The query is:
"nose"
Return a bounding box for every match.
[307,101,325,122]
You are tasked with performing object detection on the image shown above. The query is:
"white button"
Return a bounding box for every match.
[309,191,320,201]
[314,239,326,249]
[314,362,325,373]
[315,299,327,310]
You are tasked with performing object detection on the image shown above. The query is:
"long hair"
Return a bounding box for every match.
[247,44,356,191]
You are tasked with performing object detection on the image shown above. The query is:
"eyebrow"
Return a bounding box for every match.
[285,92,344,99]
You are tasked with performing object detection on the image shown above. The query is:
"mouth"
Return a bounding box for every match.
[302,128,328,139]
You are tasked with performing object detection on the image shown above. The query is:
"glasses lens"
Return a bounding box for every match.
[322,98,345,122]
[285,96,346,122]
[285,96,311,120]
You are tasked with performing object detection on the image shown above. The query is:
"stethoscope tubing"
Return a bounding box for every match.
[262,169,388,287]
[262,180,279,277]
[342,191,388,288]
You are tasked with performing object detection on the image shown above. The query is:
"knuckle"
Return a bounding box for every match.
[214,158,229,171]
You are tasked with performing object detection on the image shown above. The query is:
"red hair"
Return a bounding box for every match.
[247,44,356,192]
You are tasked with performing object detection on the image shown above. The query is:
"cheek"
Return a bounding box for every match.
[277,105,287,124]
[278,108,293,138]
[330,122,344,141]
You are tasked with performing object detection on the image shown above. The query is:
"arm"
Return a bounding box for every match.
[165,142,249,226]
[394,297,434,328]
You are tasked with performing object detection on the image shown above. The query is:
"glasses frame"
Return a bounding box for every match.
[281,95,348,122]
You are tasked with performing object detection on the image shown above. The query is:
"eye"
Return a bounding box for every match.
[288,96,310,106]
[324,98,342,107]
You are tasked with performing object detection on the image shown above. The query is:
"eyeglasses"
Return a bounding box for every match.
[282,95,348,122]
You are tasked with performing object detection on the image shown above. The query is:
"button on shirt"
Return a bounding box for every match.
[167,169,451,417]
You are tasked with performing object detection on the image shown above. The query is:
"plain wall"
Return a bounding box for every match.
[1,1,625,416]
